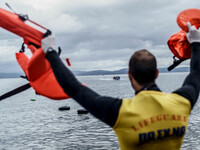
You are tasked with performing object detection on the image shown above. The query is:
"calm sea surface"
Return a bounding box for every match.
[0,72,200,150]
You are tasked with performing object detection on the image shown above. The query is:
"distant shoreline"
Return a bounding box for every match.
[73,67,189,76]
[0,67,189,78]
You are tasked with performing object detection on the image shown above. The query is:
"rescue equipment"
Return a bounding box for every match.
[0,5,69,100]
[167,30,190,71]
[167,8,200,71]
[177,8,200,32]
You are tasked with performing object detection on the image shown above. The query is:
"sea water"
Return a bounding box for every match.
[0,72,199,150]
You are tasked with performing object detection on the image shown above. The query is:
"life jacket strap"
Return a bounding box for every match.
[0,83,31,101]
[19,43,25,52]
[168,56,187,71]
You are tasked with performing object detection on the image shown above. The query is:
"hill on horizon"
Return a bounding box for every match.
[73,67,189,76]
[0,67,189,78]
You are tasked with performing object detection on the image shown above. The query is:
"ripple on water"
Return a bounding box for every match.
[0,74,200,149]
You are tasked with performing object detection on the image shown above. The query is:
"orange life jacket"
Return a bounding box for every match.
[167,8,200,71]
[0,7,69,100]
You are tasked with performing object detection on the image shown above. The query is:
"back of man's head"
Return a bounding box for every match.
[129,49,157,85]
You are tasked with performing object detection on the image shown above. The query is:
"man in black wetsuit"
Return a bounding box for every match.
[41,22,200,150]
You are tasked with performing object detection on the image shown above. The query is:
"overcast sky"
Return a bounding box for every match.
[0,0,199,73]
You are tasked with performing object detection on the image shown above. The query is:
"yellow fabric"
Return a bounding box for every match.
[113,91,191,150]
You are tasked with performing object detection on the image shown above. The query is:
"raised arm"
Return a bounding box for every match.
[173,22,200,108]
[42,36,122,127]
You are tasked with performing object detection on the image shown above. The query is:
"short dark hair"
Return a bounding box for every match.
[129,49,157,85]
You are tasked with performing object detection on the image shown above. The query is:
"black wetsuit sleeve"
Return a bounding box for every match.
[173,42,200,108]
[46,51,122,127]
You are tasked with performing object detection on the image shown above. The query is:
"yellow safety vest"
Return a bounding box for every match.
[113,91,191,150]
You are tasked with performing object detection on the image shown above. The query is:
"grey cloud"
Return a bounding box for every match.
[0,0,200,72]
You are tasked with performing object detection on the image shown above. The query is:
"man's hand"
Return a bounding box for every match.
[42,35,56,53]
[186,22,200,43]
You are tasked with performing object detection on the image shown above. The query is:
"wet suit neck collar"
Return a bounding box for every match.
[135,83,161,95]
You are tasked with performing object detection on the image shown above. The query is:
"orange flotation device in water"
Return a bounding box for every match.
[167,8,200,71]
[0,6,69,100]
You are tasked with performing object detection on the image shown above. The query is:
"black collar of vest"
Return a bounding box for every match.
[135,83,161,95]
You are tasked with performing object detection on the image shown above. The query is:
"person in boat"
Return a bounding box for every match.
[41,22,200,150]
